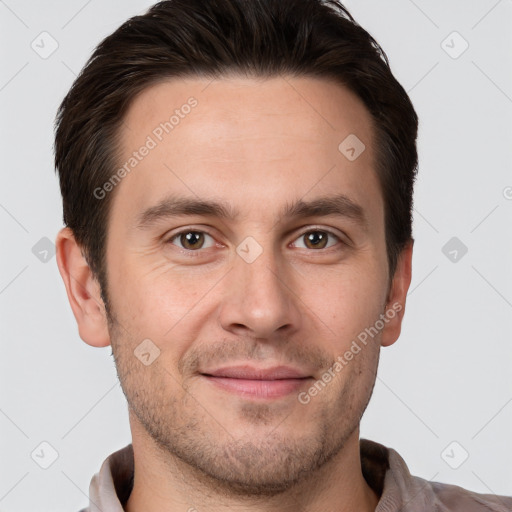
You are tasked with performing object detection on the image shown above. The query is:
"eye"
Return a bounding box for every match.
[168,230,216,251]
[291,229,341,250]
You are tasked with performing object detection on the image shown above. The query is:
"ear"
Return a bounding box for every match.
[55,227,111,347]
[380,240,413,348]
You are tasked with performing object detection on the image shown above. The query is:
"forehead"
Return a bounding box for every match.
[122,75,374,155]
[110,75,382,234]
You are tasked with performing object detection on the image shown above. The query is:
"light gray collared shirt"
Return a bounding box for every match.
[79,439,512,511]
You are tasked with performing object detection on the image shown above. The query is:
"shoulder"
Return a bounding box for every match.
[429,480,512,512]
[362,439,512,512]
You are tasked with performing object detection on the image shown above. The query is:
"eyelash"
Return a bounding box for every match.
[166,227,345,254]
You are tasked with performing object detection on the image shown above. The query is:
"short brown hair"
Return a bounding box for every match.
[54,0,418,305]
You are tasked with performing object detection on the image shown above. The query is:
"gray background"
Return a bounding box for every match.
[0,1,511,510]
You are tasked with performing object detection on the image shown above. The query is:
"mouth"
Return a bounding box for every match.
[200,365,313,399]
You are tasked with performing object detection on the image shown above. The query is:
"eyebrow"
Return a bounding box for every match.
[135,193,368,231]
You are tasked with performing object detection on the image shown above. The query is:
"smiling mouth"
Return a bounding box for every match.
[200,365,313,399]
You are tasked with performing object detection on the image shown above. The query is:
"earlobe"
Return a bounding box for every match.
[55,227,111,348]
[380,240,413,348]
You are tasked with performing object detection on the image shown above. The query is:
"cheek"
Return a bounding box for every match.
[304,263,387,340]
[109,253,192,322]
[115,270,217,367]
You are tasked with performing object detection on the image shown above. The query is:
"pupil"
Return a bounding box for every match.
[183,232,203,249]
[307,232,326,249]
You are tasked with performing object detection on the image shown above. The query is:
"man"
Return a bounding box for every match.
[54,0,512,511]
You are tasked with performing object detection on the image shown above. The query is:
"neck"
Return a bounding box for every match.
[124,418,379,512]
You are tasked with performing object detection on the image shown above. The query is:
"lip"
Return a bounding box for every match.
[200,365,312,399]
[203,365,310,380]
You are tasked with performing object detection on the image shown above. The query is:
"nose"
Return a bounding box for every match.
[218,246,302,340]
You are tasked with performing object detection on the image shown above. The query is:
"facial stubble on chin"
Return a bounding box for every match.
[105,300,380,497]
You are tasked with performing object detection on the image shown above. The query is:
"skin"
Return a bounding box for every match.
[56,75,413,512]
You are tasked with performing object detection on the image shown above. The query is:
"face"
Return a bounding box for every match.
[102,76,404,495]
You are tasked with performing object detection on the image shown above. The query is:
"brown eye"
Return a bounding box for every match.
[169,231,215,250]
[293,230,340,250]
